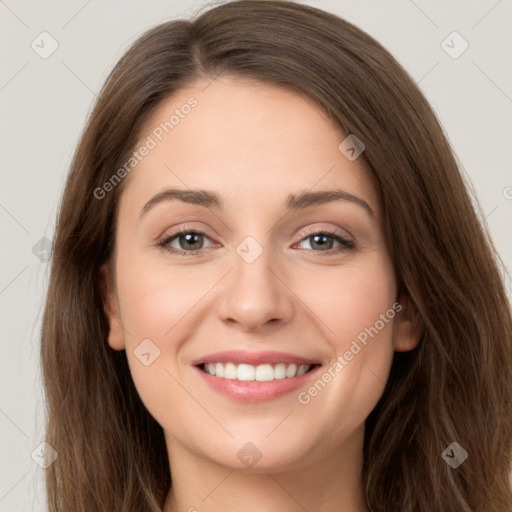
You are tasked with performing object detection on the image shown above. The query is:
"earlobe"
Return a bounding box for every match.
[99,263,126,351]
[393,295,424,352]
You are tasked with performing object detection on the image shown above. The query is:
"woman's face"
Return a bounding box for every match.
[103,76,418,472]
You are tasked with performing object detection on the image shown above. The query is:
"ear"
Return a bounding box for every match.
[392,294,423,352]
[99,262,126,351]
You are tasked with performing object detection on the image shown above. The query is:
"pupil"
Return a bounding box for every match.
[181,233,202,250]
[312,234,332,250]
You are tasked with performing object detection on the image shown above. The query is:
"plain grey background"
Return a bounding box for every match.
[1,0,511,510]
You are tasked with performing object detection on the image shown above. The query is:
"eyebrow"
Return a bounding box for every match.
[139,187,375,219]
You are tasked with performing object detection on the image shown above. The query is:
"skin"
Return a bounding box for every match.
[102,76,422,512]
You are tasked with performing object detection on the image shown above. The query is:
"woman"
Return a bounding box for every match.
[40,1,512,511]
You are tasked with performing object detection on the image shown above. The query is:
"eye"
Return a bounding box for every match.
[158,228,215,255]
[295,228,355,255]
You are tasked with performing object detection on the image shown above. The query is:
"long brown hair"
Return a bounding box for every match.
[40,1,512,510]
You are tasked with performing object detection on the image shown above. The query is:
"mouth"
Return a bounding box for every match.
[197,361,318,381]
[191,350,322,402]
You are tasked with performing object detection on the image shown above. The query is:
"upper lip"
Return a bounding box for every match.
[191,350,321,367]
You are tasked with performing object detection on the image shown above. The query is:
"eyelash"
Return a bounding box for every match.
[157,226,356,257]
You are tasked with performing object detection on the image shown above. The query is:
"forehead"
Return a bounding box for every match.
[120,76,378,216]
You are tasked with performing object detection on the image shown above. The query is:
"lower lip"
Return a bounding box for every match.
[193,365,321,402]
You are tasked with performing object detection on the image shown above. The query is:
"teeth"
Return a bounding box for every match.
[202,362,312,381]
[238,363,255,381]
[285,363,297,378]
[296,364,308,376]
[224,362,237,379]
[274,363,287,379]
[255,364,274,381]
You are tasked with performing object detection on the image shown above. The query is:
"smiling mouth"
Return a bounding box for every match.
[198,362,319,381]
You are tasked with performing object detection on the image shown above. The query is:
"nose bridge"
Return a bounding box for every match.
[216,233,293,330]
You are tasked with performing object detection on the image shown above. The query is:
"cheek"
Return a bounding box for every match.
[296,257,397,421]
[304,255,396,349]
[116,260,209,341]
[114,258,217,420]
[336,274,395,350]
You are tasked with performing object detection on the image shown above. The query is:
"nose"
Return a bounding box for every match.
[216,243,294,332]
